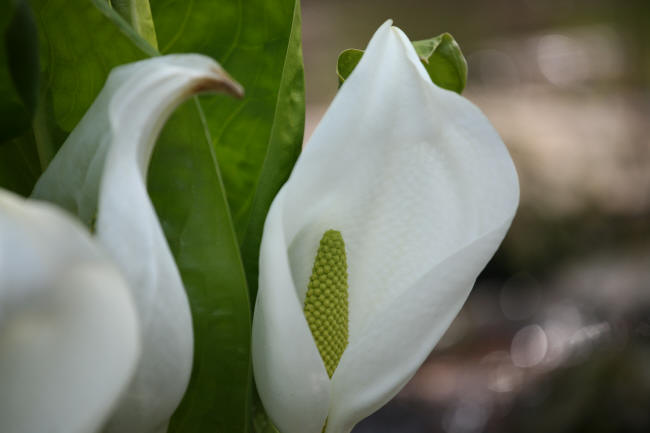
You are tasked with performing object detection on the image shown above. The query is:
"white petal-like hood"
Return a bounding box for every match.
[252,21,519,433]
[0,189,139,433]
[32,54,243,433]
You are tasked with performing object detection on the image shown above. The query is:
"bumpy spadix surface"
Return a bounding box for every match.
[304,230,349,378]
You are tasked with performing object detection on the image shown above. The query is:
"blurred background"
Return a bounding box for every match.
[301,1,650,432]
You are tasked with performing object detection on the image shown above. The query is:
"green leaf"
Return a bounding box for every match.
[151,0,305,303]
[150,0,304,431]
[413,33,467,93]
[336,49,363,86]
[0,0,39,143]
[148,98,252,433]
[1,0,154,192]
[32,0,152,137]
[337,32,467,94]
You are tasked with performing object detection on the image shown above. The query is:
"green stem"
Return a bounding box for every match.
[109,0,159,50]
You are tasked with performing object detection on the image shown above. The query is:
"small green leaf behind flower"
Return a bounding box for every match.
[337,32,467,94]
[335,49,364,88]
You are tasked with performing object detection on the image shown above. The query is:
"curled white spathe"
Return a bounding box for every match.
[31,54,243,433]
[0,189,140,433]
[252,21,519,433]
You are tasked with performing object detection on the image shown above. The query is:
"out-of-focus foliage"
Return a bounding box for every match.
[0,0,40,195]
[0,0,38,142]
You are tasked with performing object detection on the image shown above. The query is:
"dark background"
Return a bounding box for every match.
[301,1,650,432]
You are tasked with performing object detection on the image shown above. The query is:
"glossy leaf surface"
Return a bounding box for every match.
[151,0,305,302]
[150,0,304,429]
[148,98,252,433]
[32,0,151,136]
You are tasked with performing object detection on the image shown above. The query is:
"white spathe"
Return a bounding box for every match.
[252,21,519,433]
[0,190,140,433]
[32,54,243,433]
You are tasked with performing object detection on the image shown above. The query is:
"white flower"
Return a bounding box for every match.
[251,20,519,433]
[9,54,242,433]
[0,189,139,433]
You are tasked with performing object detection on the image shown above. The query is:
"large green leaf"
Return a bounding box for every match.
[32,0,152,137]
[151,1,304,431]
[337,32,467,94]
[148,98,252,433]
[151,0,305,302]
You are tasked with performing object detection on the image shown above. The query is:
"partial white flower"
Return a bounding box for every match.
[32,54,243,433]
[0,189,139,433]
[252,20,519,433]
